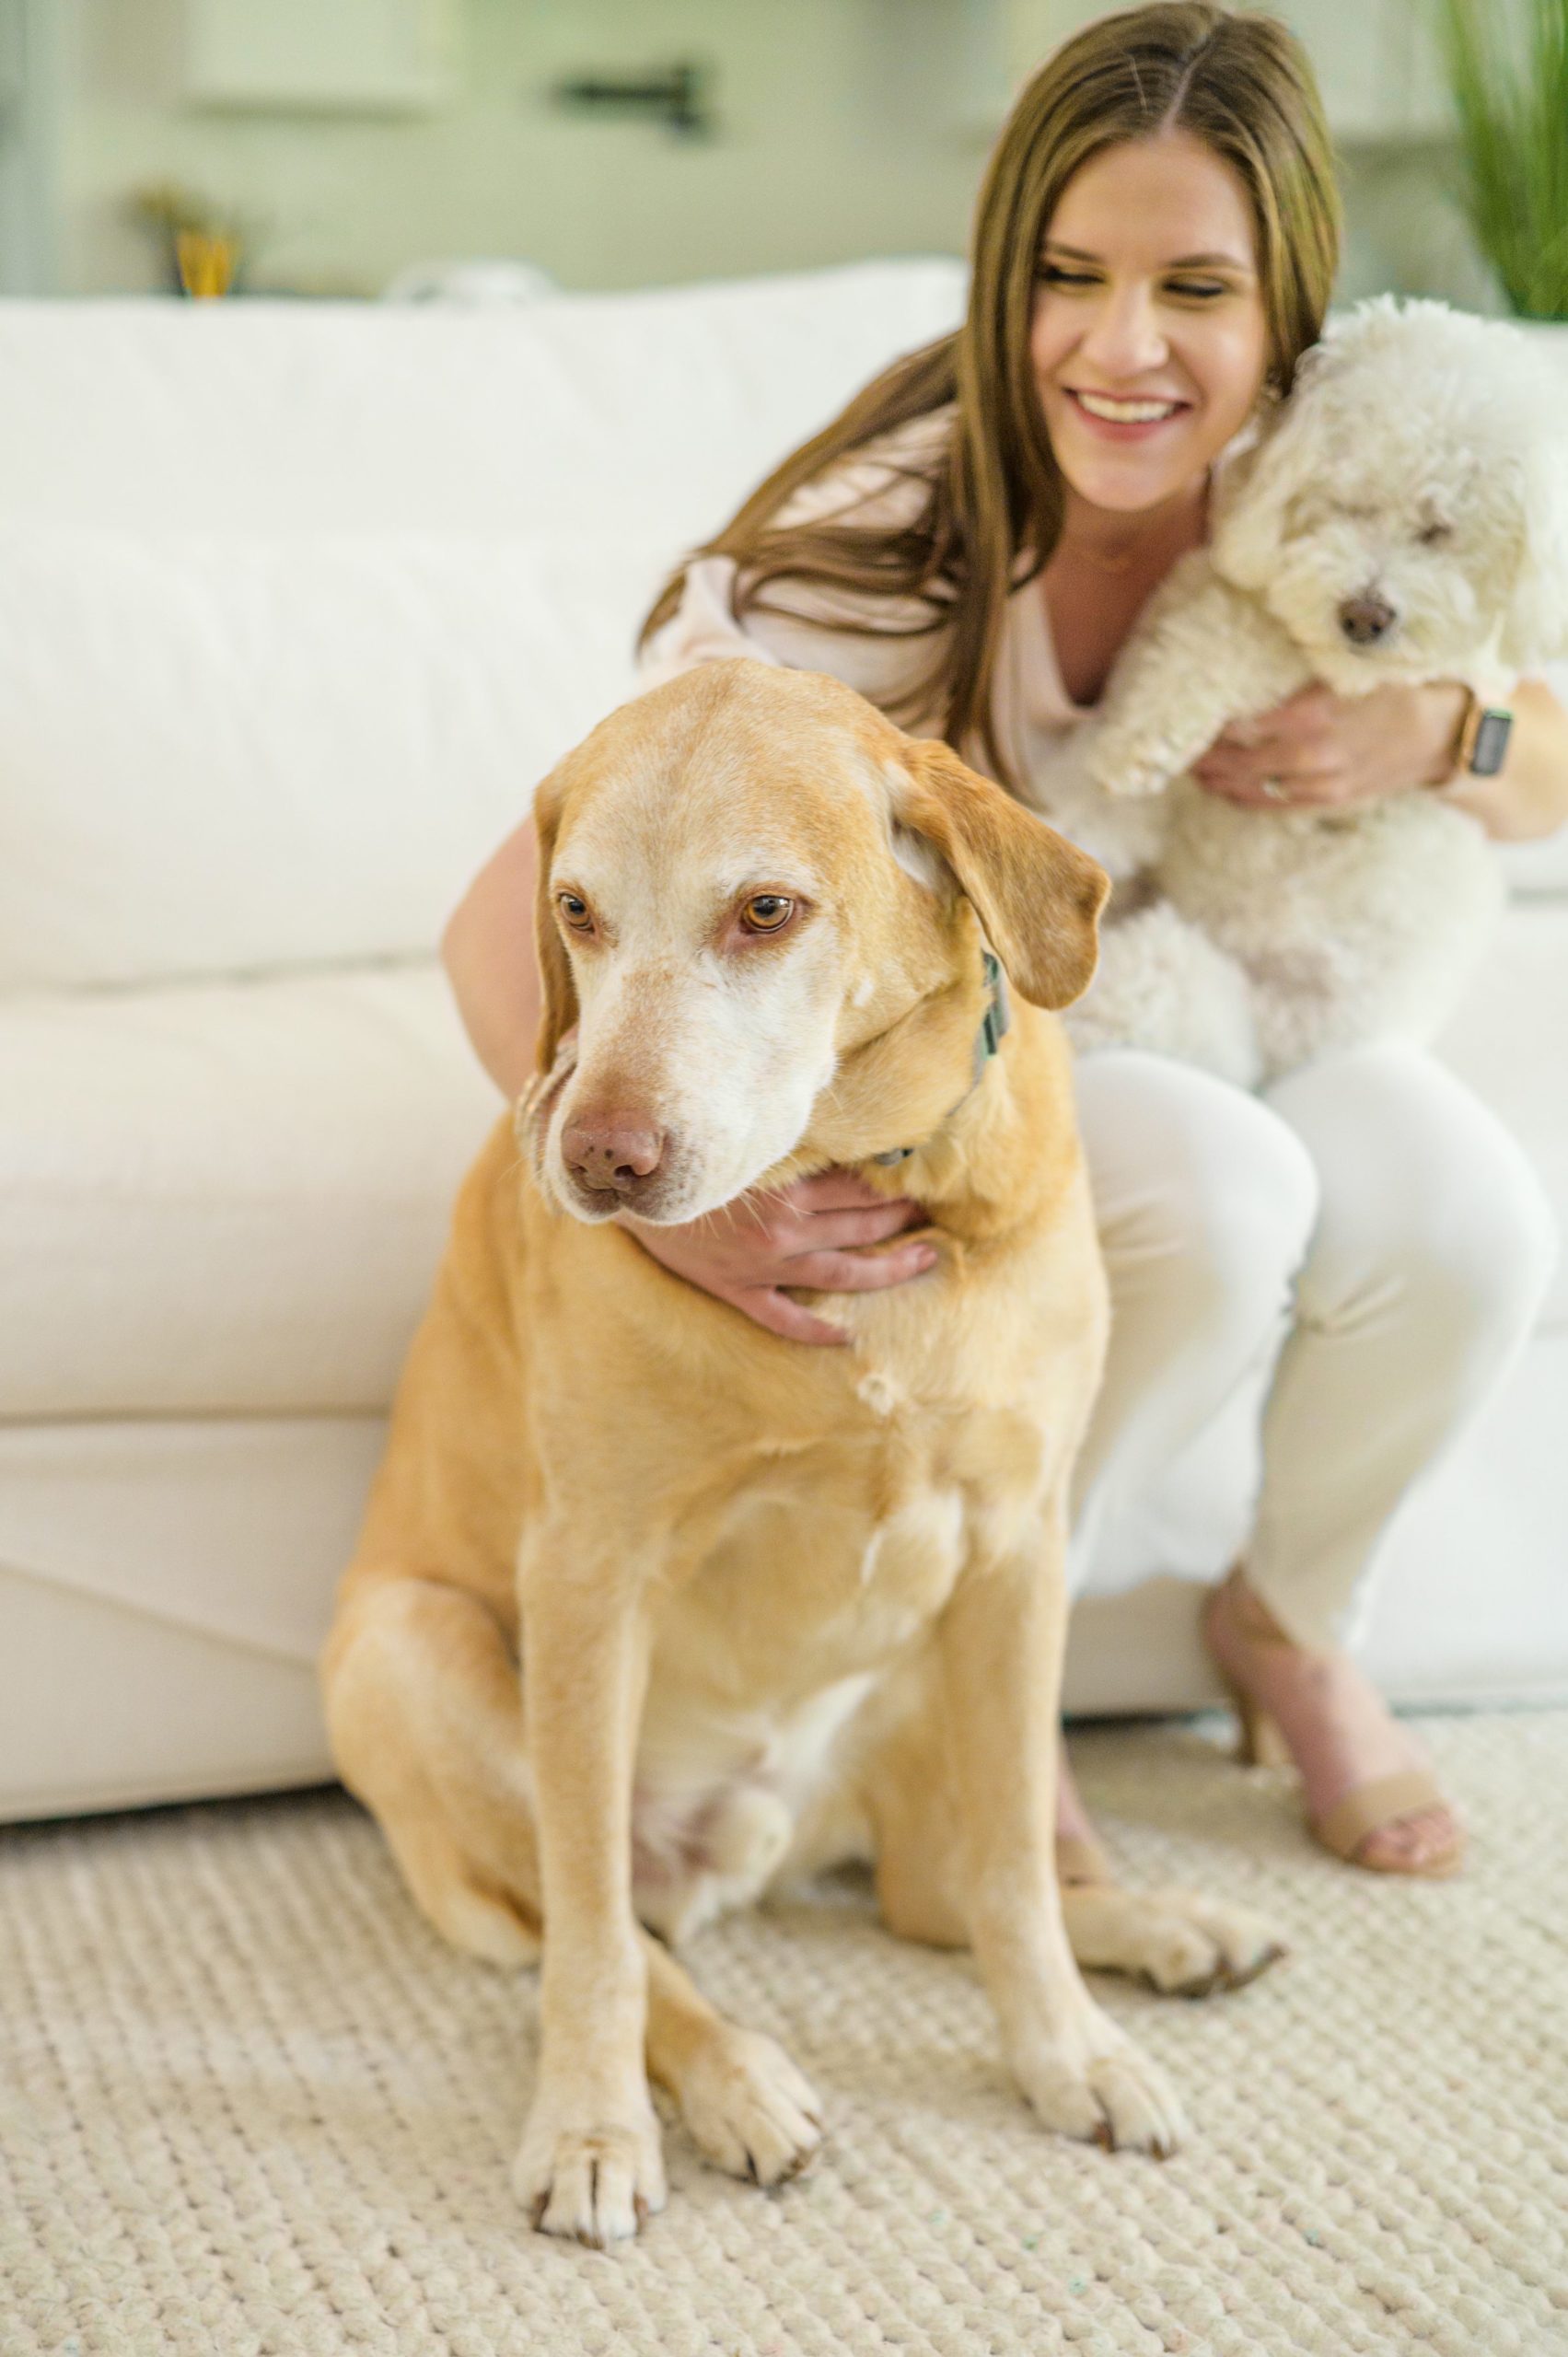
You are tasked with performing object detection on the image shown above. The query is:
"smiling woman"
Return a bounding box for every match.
[444,4,1565,1910]
[634,1,1338,790]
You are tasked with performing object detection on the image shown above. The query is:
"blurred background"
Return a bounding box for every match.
[0,0,1539,314]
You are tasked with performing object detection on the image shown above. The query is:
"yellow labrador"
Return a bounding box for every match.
[321,661,1278,2247]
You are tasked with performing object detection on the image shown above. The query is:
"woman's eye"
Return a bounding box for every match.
[1417,519,1453,545]
[1167,280,1226,300]
[1037,264,1097,288]
[741,893,795,933]
[557,891,593,932]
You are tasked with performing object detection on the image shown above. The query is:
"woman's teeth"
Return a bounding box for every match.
[1073,391,1182,423]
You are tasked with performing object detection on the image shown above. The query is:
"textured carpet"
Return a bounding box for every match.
[3,1713,1565,2357]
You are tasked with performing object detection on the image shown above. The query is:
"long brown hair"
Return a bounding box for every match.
[640,4,1341,788]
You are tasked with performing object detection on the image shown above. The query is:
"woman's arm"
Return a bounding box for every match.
[440,817,541,1103]
[1445,680,1568,841]
[1190,677,1568,840]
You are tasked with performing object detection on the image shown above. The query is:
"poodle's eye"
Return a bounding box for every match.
[1417,518,1453,546]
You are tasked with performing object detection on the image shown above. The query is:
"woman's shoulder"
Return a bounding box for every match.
[641,402,955,714]
[771,402,955,535]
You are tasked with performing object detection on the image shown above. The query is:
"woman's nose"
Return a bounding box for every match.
[1077,288,1168,380]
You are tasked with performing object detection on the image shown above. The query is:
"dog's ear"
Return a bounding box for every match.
[531,769,579,1074]
[1500,437,1568,669]
[1206,317,1360,594]
[891,738,1109,1009]
[1207,377,1322,593]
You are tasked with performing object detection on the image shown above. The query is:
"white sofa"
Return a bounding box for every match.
[2,264,1564,1824]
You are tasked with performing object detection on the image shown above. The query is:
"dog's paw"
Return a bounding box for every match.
[1085,734,1178,801]
[1063,1882,1287,1999]
[1012,2006,1188,2159]
[678,2024,823,2188]
[513,2095,667,2247]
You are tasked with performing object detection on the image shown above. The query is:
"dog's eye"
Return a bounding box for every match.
[741,893,795,934]
[556,891,594,933]
[1417,518,1453,545]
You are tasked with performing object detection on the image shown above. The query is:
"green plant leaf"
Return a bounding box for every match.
[1437,0,1568,319]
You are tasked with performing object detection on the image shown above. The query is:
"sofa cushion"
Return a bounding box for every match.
[0,962,498,1418]
[0,264,966,539]
[0,261,971,993]
[4,900,1561,1427]
[1433,896,1568,1330]
[0,528,670,990]
[1498,828,1568,898]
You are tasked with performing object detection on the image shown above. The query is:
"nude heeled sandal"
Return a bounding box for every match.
[1202,1574,1467,1880]
[1054,1834,1115,1888]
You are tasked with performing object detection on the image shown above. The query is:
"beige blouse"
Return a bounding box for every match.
[639,405,1097,793]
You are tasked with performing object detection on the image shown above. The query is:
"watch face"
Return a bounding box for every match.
[1472,708,1513,776]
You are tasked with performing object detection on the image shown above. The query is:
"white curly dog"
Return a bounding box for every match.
[1044,297,1568,1086]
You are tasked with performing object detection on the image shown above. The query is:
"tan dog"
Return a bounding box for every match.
[321,661,1279,2247]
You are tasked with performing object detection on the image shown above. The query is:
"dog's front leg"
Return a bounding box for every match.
[512,1535,665,2246]
[1085,560,1307,801]
[939,1504,1187,2157]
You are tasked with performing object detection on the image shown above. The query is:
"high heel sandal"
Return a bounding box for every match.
[1054,1833,1115,1889]
[1202,1573,1466,1880]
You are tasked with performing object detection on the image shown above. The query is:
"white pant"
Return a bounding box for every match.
[1069,1046,1559,1649]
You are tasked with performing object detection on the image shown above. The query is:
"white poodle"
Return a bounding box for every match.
[1043,298,1568,1086]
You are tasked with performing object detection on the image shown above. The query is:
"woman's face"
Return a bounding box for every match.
[1029,130,1271,517]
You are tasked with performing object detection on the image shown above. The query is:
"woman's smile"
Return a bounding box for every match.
[1063,387,1194,439]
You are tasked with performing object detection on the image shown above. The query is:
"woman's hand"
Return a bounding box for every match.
[1190,680,1469,810]
[622,1170,937,1345]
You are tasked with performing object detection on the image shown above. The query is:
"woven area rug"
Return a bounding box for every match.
[3,1712,1565,2357]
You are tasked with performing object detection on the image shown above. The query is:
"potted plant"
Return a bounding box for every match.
[126,182,259,300]
[1438,0,1568,319]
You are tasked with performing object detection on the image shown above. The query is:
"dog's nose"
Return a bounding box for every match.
[561,1116,665,1192]
[1339,591,1398,645]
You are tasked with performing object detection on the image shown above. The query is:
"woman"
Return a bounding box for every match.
[444,4,1565,1888]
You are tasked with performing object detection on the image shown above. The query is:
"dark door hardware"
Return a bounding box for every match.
[551,62,713,138]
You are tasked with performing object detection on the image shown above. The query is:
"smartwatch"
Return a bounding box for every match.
[1443,688,1513,784]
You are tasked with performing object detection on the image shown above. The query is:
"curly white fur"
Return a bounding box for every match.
[1063,891,1259,1085]
[1049,298,1568,1085]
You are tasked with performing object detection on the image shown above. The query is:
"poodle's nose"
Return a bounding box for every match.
[562,1113,666,1193]
[1339,591,1398,645]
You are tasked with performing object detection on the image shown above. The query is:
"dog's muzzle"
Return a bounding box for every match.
[1338,591,1398,645]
